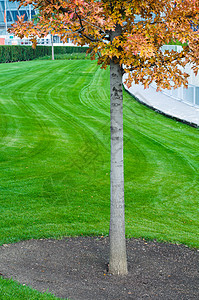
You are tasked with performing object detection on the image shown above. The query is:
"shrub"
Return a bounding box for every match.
[0,45,89,63]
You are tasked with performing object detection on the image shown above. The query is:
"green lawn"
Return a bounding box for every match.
[0,277,63,300]
[0,59,198,247]
[0,58,199,298]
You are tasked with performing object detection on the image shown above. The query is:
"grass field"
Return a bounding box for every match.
[0,277,62,300]
[0,59,199,248]
[0,58,199,299]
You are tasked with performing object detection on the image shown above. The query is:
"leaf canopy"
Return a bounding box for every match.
[9,0,199,89]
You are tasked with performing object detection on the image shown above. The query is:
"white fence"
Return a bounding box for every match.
[152,45,199,107]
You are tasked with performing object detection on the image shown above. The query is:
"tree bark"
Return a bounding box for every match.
[109,55,128,275]
[51,34,54,61]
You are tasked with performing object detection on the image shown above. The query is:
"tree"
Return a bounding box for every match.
[9,0,199,275]
[51,33,55,60]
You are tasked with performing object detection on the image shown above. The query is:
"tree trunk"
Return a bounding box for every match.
[109,58,128,275]
[51,34,54,61]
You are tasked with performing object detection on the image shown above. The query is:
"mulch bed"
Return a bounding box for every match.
[0,237,199,299]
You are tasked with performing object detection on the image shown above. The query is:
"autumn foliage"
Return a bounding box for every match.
[9,0,199,90]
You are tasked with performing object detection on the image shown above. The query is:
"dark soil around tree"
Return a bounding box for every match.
[0,237,199,299]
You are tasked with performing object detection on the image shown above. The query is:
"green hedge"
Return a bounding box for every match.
[0,45,89,63]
